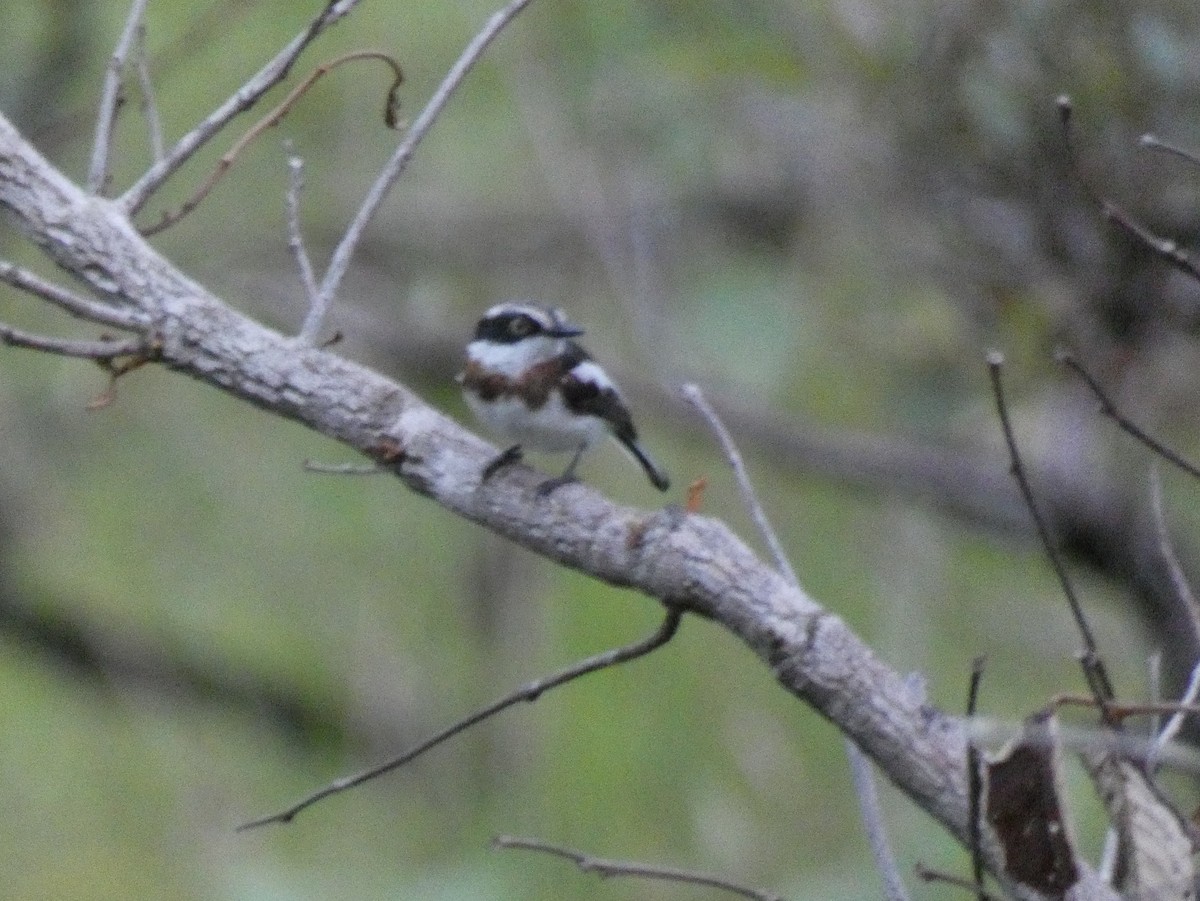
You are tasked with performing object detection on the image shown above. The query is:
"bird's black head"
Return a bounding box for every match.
[473,303,584,344]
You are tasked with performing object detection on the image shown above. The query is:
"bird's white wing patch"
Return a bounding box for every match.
[569,360,617,393]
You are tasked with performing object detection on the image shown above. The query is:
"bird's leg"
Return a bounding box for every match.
[536,444,586,497]
[481,444,523,482]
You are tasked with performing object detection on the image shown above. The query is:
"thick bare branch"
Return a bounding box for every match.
[0,110,1119,901]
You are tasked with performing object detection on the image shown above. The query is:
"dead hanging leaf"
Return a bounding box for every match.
[369,437,407,465]
[1082,749,1196,900]
[86,336,162,410]
[85,380,118,410]
[685,476,707,514]
[982,708,1080,896]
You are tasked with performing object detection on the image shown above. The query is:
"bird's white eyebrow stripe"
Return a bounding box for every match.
[482,302,557,329]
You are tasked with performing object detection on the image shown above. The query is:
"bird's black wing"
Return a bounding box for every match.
[558,342,638,442]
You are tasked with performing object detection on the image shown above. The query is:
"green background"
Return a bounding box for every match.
[4,1,1200,898]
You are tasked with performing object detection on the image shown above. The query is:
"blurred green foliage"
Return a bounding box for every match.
[4,0,1200,898]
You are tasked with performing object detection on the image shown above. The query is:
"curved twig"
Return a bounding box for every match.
[141,50,403,237]
[238,609,682,829]
[492,836,784,901]
[120,0,363,215]
[682,383,800,589]
[1140,133,1200,172]
[1058,350,1200,481]
[1058,96,1200,284]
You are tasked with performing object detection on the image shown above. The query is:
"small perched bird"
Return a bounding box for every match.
[458,302,670,494]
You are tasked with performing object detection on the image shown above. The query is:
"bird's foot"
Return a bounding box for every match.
[535,474,579,497]
[481,445,523,482]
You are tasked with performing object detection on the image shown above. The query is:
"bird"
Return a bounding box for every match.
[457,302,670,495]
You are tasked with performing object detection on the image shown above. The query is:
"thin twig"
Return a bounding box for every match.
[510,66,661,356]
[239,608,682,829]
[965,655,986,901]
[302,459,383,475]
[969,716,1200,772]
[1057,350,1200,481]
[88,0,150,194]
[492,836,784,901]
[0,323,146,360]
[1147,659,1200,774]
[284,148,320,311]
[845,739,911,901]
[1140,133,1200,172]
[120,0,363,216]
[140,49,402,237]
[987,352,1116,715]
[0,260,146,329]
[133,23,164,163]
[681,383,800,588]
[913,863,1004,901]
[86,342,162,411]
[1102,198,1200,283]
[311,0,538,327]
[1147,651,1163,751]
[1050,693,1200,720]
[1149,467,1200,645]
[1056,96,1090,199]
[1098,826,1119,885]
[682,381,908,898]
[1057,96,1200,284]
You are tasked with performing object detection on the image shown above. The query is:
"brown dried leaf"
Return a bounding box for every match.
[983,709,1080,895]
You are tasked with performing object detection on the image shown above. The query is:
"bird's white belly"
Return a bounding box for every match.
[465,391,608,453]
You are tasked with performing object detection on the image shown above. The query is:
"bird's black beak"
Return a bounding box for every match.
[547,323,584,338]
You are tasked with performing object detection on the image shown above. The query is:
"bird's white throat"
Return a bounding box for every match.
[466,335,566,377]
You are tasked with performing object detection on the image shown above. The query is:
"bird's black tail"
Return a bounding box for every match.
[620,436,670,491]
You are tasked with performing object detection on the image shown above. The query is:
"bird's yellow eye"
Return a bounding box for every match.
[509,317,533,337]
